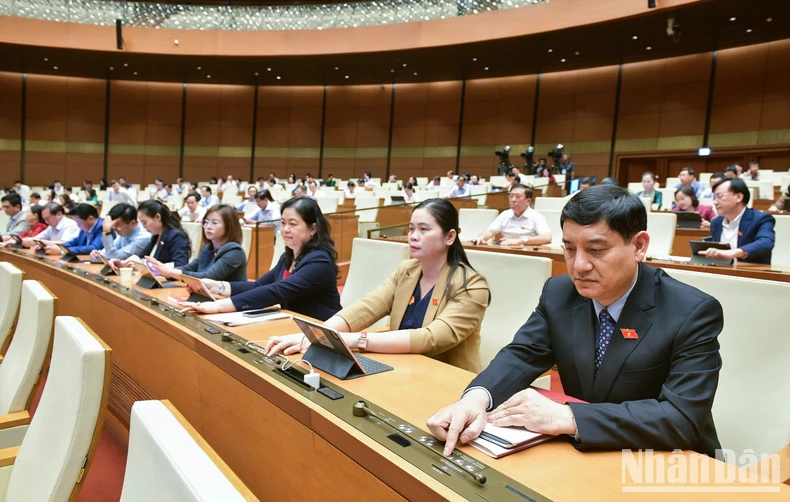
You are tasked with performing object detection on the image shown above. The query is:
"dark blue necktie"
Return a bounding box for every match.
[595,307,615,373]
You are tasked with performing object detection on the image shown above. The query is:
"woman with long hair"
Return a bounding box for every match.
[265,198,491,372]
[182,197,341,320]
[111,199,191,269]
[147,204,247,282]
[58,193,76,214]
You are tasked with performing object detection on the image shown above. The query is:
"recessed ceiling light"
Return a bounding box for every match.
[133,72,138,76]
[746,28,752,33]
[197,66,201,70]
[547,49,553,53]
[632,35,638,40]
[254,72,259,76]
[276,76,281,80]
[403,63,407,67]
[390,69,395,73]
[267,68,271,71]
[207,75,211,79]
[646,46,652,51]
[561,58,566,63]
[413,72,417,76]
[335,66,339,70]
[484,67,489,71]
[472,57,477,61]
[44,57,48,62]
[729,17,736,21]
[109,66,114,71]
[123,63,128,67]
[345,75,349,79]
[766,17,773,23]
[575,51,580,56]
[53,66,58,70]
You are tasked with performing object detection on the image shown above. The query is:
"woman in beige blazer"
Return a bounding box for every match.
[265,198,490,373]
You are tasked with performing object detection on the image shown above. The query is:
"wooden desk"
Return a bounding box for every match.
[2,249,787,501]
[326,213,359,262]
[673,228,709,257]
[246,224,275,279]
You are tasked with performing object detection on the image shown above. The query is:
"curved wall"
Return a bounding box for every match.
[0,0,698,56]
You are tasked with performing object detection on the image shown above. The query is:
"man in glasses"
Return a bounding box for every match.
[91,203,151,260]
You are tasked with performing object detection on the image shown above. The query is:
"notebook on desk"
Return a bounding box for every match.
[469,388,587,459]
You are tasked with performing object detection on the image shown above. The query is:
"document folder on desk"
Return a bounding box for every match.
[470,388,587,459]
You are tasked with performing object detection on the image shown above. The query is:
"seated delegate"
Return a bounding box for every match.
[178,193,206,223]
[673,186,716,229]
[701,178,775,264]
[427,185,724,458]
[91,203,151,261]
[472,184,551,246]
[111,200,191,270]
[10,205,47,241]
[1,194,28,237]
[265,199,490,373]
[180,197,341,320]
[44,203,104,255]
[147,204,247,283]
[22,202,80,248]
[244,190,281,233]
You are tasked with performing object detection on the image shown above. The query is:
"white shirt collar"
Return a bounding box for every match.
[723,206,747,228]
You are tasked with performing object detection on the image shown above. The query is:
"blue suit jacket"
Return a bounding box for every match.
[229,247,341,321]
[709,208,775,264]
[139,227,191,268]
[64,218,105,255]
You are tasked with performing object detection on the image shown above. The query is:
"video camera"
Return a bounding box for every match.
[495,146,513,176]
[520,146,535,169]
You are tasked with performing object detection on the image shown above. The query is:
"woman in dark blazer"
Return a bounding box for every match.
[112,200,191,270]
[146,204,247,283]
[181,196,341,320]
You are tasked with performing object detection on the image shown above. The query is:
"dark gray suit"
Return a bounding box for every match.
[468,262,723,457]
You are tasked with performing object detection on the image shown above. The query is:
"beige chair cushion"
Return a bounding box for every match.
[0,263,23,350]
[4,317,108,502]
[0,281,55,415]
[120,401,247,502]
[458,209,498,241]
[646,212,677,257]
[341,238,410,309]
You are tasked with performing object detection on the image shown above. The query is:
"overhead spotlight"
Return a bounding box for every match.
[267,68,271,71]
[276,76,281,80]
[109,66,114,71]
[174,39,179,46]
[207,75,211,79]
[53,66,58,70]
[345,75,349,79]
[133,72,138,76]
[746,28,752,33]
[698,147,711,157]
[632,35,638,40]
[413,72,417,76]
[254,72,259,76]
[472,57,477,61]
[547,49,553,53]
[335,66,339,70]
[766,18,773,23]
[44,57,48,62]
[390,69,395,73]
[561,58,566,63]
[575,51,580,56]
[646,46,652,51]
[197,66,201,70]
[729,17,736,21]
[484,67,489,71]
[402,63,407,67]
[123,63,128,67]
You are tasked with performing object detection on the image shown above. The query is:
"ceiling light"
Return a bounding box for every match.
[109,67,114,71]
[197,66,201,70]
[207,75,211,79]
[729,17,736,21]
[413,72,417,76]
[547,49,553,53]
[345,75,349,79]
[53,66,58,70]
[766,18,773,23]
[561,59,566,63]
[44,57,48,62]
[123,63,128,67]
[267,68,271,71]
[575,51,580,56]
[746,28,752,33]
[472,57,477,61]
[646,46,652,51]
[133,72,138,76]
[254,72,259,76]
[276,76,281,80]
[335,66,339,70]
[484,67,489,71]
[403,63,407,67]
[390,69,395,73]
[632,35,638,40]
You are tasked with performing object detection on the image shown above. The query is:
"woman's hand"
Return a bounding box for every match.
[178,301,223,315]
[264,334,308,356]
[700,220,711,230]
[145,256,173,278]
[201,278,223,295]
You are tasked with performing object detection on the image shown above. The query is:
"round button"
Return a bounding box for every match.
[397,424,414,433]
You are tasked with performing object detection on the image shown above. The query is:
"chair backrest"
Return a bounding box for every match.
[166,195,183,212]
[354,197,380,223]
[466,250,552,369]
[539,209,564,248]
[242,203,260,219]
[657,188,676,211]
[270,231,285,271]
[240,226,252,259]
[100,200,118,218]
[415,190,439,202]
[697,197,714,206]
[458,209,498,241]
[416,177,428,187]
[699,172,712,185]
[665,177,680,189]
[0,213,10,232]
[316,197,338,215]
[0,263,24,351]
[533,197,568,211]
[341,239,410,308]
[627,182,642,194]
[0,280,55,416]
[120,400,252,502]
[181,222,204,261]
[663,269,790,462]
[5,317,110,502]
[645,212,677,257]
[772,215,790,267]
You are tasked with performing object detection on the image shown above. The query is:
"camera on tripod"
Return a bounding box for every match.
[495,146,513,175]
[520,146,535,169]
[548,143,565,170]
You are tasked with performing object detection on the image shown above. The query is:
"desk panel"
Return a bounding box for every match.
[1,248,786,501]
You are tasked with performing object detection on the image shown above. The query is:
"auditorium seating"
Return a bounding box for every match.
[270,230,285,271]
[0,215,8,233]
[181,222,204,261]
[458,209,498,242]
[240,226,252,259]
[120,400,255,502]
[664,269,790,464]
[773,215,790,267]
[0,280,55,449]
[657,188,676,210]
[539,210,564,249]
[0,317,110,501]
[645,212,677,257]
[0,263,23,354]
[316,197,338,215]
[534,197,569,211]
[466,250,552,379]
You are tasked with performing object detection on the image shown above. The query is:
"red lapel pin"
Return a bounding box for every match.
[621,328,638,339]
[432,298,438,305]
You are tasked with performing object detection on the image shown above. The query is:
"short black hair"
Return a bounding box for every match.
[185,193,200,203]
[1,193,22,208]
[724,165,738,175]
[64,185,73,192]
[30,192,41,200]
[108,203,137,223]
[679,167,695,176]
[70,203,99,220]
[601,177,619,186]
[579,177,593,186]
[709,172,725,184]
[748,161,759,168]
[43,202,65,216]
[713,178,750,205]
[255,189,274,202]
[202,186,212,194]
[509,183,533,199]
[561,185,647,241]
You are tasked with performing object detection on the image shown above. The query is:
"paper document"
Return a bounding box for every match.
[205,311,291,326]
[469,424,554,458]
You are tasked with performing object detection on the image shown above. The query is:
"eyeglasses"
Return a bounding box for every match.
[713,193,730,201]
[203,219,223,228]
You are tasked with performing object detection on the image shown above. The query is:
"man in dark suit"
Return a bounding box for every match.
[702,178,775,264]
[427,185,724,458]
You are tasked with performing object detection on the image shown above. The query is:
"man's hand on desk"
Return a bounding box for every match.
[426,389,490,457]
[264,334,308,356]
[498,238,525,247]
[698,248,744,261]
[178,301,223,315]
[487,388,576,436]
[44,244,61,255]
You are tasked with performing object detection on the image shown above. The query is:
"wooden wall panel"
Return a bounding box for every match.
[65,77,105,186]
[0,72,22,186]
[255,86,323,181]
[24,74,67,186]
[108,81,182,185]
